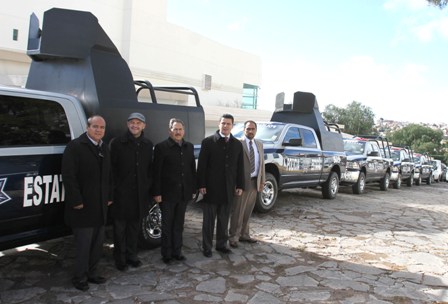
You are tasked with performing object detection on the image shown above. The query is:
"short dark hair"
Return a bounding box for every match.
[244,120,257,129]
[221,113,234,124]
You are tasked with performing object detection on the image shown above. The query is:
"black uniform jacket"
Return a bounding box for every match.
[109,131,153,220]
[152,137,197,202]
[197,131,245,205]
[62,132,112,228]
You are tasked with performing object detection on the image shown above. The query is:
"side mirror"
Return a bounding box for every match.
[283,138,302,147]
[367,151,379,157]
[402,158,410,162]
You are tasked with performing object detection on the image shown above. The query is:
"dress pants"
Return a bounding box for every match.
[113,218,139,264]
[72,226,105,282]
[202,202,232,251]
[229,178,257,242]
[160,200,188,258]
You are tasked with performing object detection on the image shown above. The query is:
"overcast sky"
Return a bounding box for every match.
[167,0,448,124]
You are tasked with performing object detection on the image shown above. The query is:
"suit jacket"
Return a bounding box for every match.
[241,138,265,190]
[109,131,153,220]
[197,131,245,205]
[62,132,112,228]
[152,137,196,202]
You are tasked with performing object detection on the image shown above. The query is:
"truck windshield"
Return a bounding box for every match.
[343,140,366,156]
[391,150,401,161]
[232,123,284,142]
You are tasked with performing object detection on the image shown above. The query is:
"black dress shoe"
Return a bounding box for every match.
[72,280,89,291]
[216,247,232,254]
[87,276,107,284]
[126,259,142,268]
[173,255,186,261]
[203,250,212,258]
[162,256,173,264]
[115,262,128,272]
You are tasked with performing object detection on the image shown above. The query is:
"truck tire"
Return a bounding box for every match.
[406,173,414,187]
[138,202,162,249]
[379,172,390,191]
[352,171,366,194]
[427,174,433,185]
[255,173,278,213]
[393,174,402,189]
[415,175,421,186]
[322,171,339,199]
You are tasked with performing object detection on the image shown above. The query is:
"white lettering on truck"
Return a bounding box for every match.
[23,175,65,207]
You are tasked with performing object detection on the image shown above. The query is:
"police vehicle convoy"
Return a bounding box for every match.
[0,8,205,251]
[233,91,347,213]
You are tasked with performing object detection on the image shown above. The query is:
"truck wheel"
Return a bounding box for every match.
[322,171,339,199]
[255,173,278,213]
[393,174,402,189]
[379,172,390,191]
[427,174,433,185]
[406,173,414,187]
[138,202,162,249]
[352,171,365,194]
[415,175,421,186]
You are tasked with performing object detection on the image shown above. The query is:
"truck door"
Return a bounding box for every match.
[366,142,385,180]
[0,91,82,250]
[281,127,321,186]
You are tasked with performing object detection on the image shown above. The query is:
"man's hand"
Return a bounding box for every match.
[73,203,84,209]
[235,188,243,196]
[199,187,207,195]
[107,201,112,206]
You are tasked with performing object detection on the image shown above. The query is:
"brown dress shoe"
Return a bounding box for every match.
[229,241,238,248]
[239,237,258,243]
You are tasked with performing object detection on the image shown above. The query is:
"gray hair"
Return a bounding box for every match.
[169,118,185,129]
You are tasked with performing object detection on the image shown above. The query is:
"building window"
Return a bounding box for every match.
[13,29,19,41]
[242,83,258,109]
[202,74,212,90]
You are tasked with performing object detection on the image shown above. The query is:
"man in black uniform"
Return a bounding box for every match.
[109,113,153,271]
[62,115,112,291]
[197,113,245,258]
[152,118,196,264]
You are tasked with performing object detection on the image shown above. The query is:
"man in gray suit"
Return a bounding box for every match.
[229,120,265,248]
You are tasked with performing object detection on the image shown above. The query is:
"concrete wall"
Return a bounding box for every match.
[0,0,268,130]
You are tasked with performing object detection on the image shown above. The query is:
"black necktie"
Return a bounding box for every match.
[249,140,255,174]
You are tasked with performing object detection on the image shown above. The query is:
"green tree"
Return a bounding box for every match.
[426,0,448,8]
[323,101,375,135]
[387,124,443,156]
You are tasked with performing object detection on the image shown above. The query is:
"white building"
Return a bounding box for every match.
[0,0,272,134]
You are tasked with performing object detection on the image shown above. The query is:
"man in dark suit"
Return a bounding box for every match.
[197,113,245,258]
[229,120,265,248]
[109,112,153,271]
[62,115,112,291]
[152,118,196,264]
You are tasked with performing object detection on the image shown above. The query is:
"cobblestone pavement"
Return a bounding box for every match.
[1,182,448,304]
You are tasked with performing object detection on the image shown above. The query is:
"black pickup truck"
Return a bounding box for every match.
[389,146,415,188]
[0,8,205,251]
[233,92,347,213]
[340,136,392,194]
